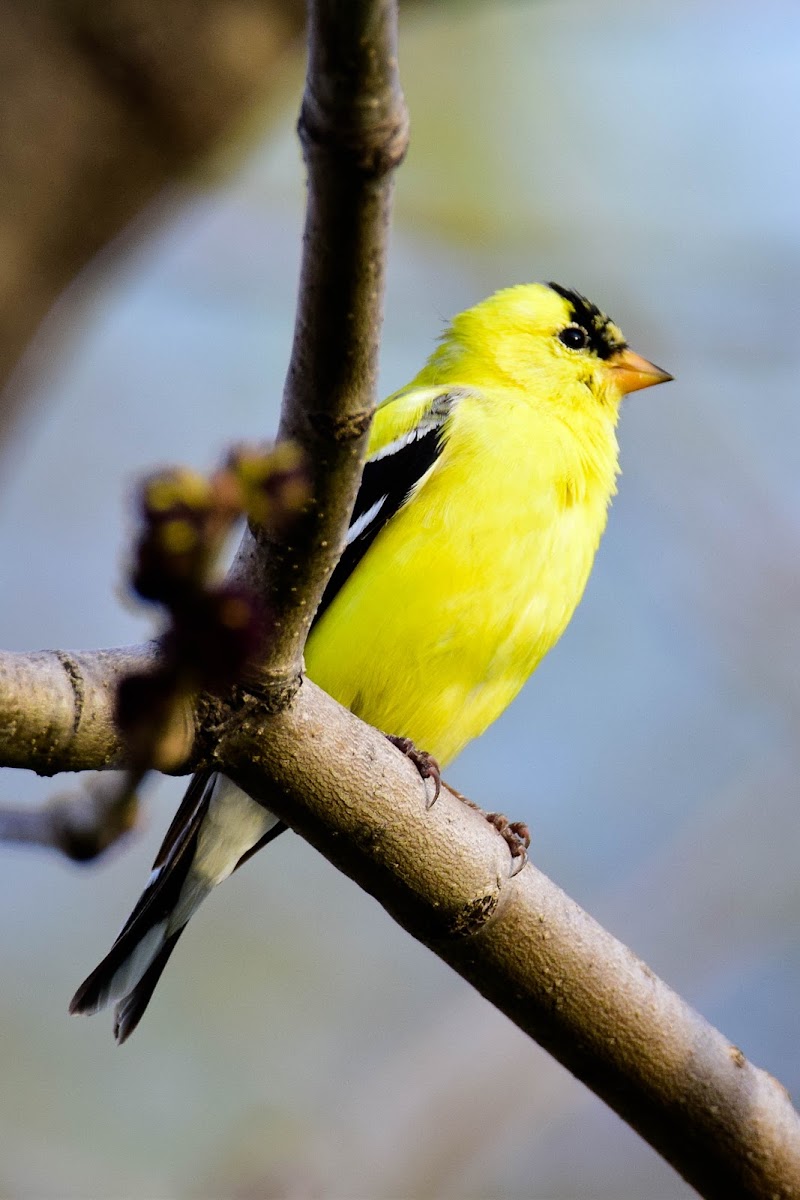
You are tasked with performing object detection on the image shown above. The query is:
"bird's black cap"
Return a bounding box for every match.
[547,283,627,360]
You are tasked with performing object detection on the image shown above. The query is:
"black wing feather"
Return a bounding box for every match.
[313,390,461,628]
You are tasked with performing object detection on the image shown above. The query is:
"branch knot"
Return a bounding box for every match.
[442,888,501,938]
[308,406,376,444]
[237,670,304,715]
[298,100,409,176]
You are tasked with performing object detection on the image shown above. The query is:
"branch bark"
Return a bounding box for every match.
[221,679,800,1200]
[231,0,409,691]
[0,645,159,773]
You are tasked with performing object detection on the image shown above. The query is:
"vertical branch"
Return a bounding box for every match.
[233,0,409,687]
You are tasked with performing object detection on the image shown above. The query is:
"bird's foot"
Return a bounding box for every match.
[485,812,531,877]
[446,787,530,875]
[386,735,441,808]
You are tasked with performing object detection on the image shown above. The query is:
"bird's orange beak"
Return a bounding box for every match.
[608,347,673,394]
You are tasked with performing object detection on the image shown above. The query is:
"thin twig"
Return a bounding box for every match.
[0,771,140,861]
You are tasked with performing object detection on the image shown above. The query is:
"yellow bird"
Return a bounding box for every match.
[71,282,671,1041]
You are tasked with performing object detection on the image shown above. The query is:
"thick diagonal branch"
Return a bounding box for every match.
[221,679,800,1200]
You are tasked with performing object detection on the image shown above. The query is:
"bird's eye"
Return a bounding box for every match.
[558,325,589,351]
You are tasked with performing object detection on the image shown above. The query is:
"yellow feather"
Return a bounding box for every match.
[306,283,661,767]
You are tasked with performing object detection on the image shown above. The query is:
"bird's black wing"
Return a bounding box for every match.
[313,388,464,628]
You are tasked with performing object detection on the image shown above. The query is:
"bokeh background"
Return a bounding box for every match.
[2,0,799,1196]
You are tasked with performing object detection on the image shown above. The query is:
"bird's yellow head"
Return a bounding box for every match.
[430,282,671,411]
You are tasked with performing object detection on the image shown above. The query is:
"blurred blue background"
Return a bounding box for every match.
[1,1,799,1196]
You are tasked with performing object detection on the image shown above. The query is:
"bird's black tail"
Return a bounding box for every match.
[70,772,286,1041]
[112,929,184,1043]
[69,771,214,1032]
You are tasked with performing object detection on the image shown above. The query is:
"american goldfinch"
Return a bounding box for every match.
[71,282,671,1041]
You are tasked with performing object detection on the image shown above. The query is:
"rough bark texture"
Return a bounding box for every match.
[0,645,158,773]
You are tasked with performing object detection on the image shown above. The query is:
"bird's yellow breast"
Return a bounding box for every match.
[305,388,619,766]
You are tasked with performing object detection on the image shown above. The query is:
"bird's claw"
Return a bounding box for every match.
[386,735,441,808]
[485,812,531,876]
[385,737,528,874]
